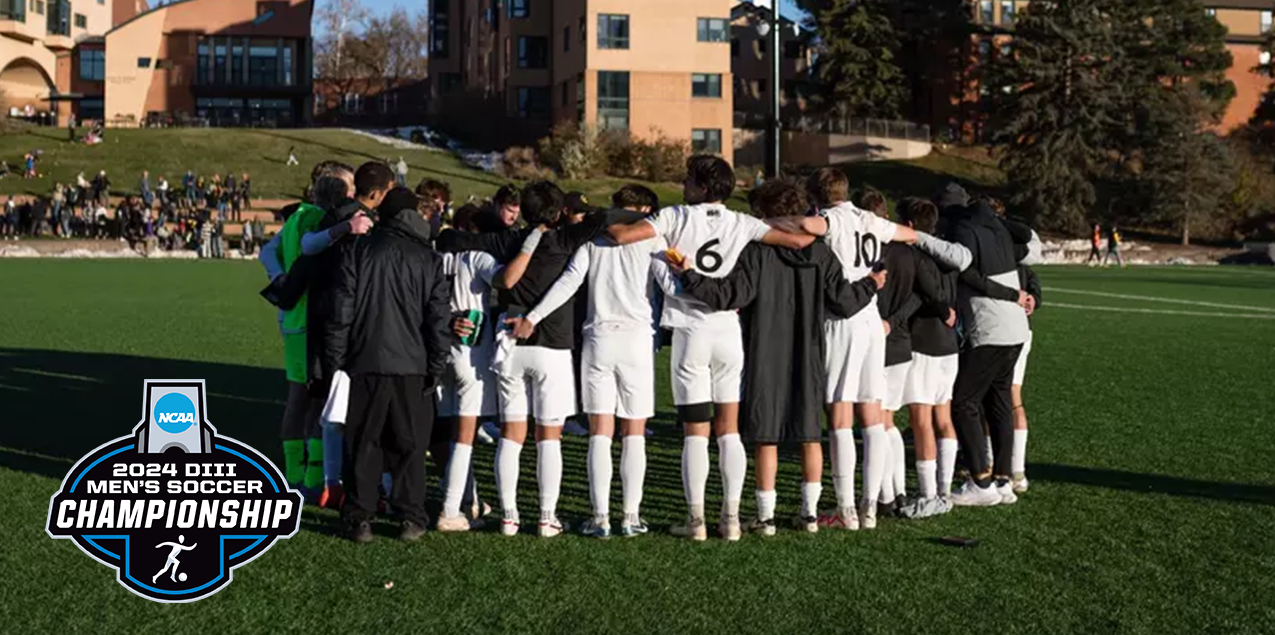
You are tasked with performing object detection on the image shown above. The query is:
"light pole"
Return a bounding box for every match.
[757,2,782,178]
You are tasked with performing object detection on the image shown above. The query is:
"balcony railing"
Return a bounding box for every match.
[735,112,932,142]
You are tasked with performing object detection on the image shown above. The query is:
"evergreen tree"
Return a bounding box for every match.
[802,0,909,119]
[990,0,1127,233]
[1248,21,1275,148]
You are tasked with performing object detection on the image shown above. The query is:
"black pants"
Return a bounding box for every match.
[281,381,323,440]
[342,374,435,526]
[951,344,1022,484]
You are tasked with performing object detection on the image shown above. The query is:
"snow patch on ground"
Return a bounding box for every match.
[346,127,505,175]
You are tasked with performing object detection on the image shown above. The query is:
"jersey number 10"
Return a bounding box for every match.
[853,231,880,268]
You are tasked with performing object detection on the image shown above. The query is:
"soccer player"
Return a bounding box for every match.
[897,198,962,517]
[438,181,611,538]
[608,156,811,540]
[675,179,884,535]
[505,203,671,539]
[434,202,511,532]
[1011,257,1042,493]
[767,168,917,530]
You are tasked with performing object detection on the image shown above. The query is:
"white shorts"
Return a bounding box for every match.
[496,345,576,424]
[581,326,655,419]
[824,316,886,404]
[439,340,498,418]
[902,352,959,406]
[670,318,744,406]
[1013,331,1033,386]
[882,361,912,412]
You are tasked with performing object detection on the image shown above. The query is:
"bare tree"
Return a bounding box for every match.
[314,0,370,109]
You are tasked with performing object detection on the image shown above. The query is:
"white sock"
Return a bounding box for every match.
[831,428,857,510]
[917,459,937,500]
[755,489,777,522]
[442,443,473,518]
[801,481,822,519]
[496,438,522,520]
[888,426,907,500]
[861,425,887,507]
[621,435,646,518]
[682,436,710,519]
[587,435,613,518]
[717,434,746,517]
[1012,429,1029,475]
[938,438,958,496]
[537,439,562,523]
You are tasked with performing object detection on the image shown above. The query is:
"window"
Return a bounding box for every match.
[979,0,992,24]
[283,44,293,86]
[564,25,569,52]
[47,0,68,35]
[597,70,629,130]
[1264,11,1272,33]
[1000,0,1014,26]
[380,92,398,114]
[576,72,585,121]
[197,42,210,83]
[579,16,585,43]
[1205,8,1216,17]
[598,14,629,49]
[73,12,84,28]
[691,129,721,154]
[697,17,727,42]
[430,0,450,58]
[1000,43,1012,58]
[518,36,547,68]
[137,57,151,69]
[79,48,105,80]
[485,6,492,23]
[342,93,364,114]
[79,98,103,120]
[504,37,510,75]
[784,40,803,59]
[730,38,739,57]
[34,0,43,15]
[692,73,722,98]
[978,40,991,61]
[508,0,527,19]
[231,41,244,83]
[248,43,279,86]
[517,87,550,118]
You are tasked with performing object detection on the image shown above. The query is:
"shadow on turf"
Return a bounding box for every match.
[1031,463,1275,507]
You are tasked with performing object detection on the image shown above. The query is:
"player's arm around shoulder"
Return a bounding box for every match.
[608,207,665,245]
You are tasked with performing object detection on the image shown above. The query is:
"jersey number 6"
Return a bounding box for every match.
[696,239,724,273]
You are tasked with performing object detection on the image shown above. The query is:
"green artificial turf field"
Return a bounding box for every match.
[1,262,1273,634]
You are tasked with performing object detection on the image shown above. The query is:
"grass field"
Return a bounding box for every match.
[0,127,1004,214]
[2,262,1274,634]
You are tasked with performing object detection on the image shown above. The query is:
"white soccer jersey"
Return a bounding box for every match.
[526,236,670,335]
[443,251,502,314]
[645,203,771,329]
[822,201,899,319]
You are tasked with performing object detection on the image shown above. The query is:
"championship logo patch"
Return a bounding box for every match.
[45,380,302,603]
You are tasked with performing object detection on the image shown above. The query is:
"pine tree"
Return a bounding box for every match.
[1248,20,1275,148]
[990,0,1127,233]
[802,0,909,119]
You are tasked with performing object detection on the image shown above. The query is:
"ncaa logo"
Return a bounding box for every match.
[154,393,197,433]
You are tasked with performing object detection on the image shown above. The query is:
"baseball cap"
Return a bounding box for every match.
[565,192,601,215]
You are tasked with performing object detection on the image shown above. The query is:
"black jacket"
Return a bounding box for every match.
[944,201,1030,347]
[910,248,961,357]
[304,199,369,384]
[435,213,610,350]
[681,242,877,444]
[876,244,933,367]
[324,210,452,379]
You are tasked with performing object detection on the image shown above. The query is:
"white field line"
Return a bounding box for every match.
[1049,302,1275,320]
[1044,287,1275,314]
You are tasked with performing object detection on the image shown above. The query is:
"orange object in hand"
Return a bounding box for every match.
[664,248,686,268]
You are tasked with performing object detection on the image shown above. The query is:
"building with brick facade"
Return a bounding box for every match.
[428,0,735,153]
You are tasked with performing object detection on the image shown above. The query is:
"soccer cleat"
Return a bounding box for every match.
[476,424,496,445]
[346,521,374,544]
[996,481,1019,505]
[816,507,860,531]
[951,480,1002,507]
[538,517,568,538]
[858,501,878,530]
[563,419,589,437]
[671,516,708,541]
[794,515,819,534]
[436,514,471,533]
[747,517,777,537]
[718,513,743,541]
[318,483,345,510]
[896,496,952,520]
[398,520,427,542]
[580,517,612,539]
[469,500,493,520]
[500,516,521,537]
[620,517,650,537]
[300,485,323,506]
[1012,473,1030,494]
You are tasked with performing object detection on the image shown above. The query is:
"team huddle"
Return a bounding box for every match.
[260,155,1042,543]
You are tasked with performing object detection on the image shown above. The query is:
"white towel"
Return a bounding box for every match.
[321,370,351,427]
[491,313,516,375]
